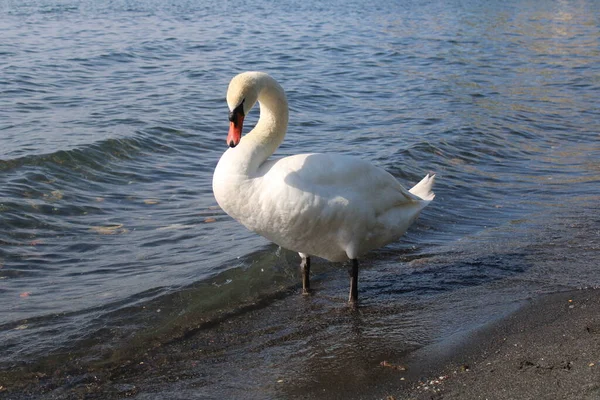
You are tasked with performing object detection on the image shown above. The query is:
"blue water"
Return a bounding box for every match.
[1,0,599,398]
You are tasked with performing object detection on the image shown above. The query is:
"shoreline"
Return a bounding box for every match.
[399,289,600,400]
[3,288,600,399]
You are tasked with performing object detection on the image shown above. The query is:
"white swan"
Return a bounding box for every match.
[213,72,435,303]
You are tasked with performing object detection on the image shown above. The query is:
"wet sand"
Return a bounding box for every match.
[3,288,600,399]
[401,289,600,400]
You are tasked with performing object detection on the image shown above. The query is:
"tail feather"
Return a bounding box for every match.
[409,173,436,201]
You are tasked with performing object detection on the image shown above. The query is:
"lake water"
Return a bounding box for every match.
[1,0,599,398]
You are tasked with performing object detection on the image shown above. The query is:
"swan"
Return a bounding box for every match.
[213,72,435,303]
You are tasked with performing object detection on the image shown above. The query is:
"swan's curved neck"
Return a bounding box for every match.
[237,76,289,174]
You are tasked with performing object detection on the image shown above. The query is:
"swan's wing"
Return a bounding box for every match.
[260,153,422,211]
[251,153,431,260]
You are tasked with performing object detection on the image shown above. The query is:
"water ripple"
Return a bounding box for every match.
[1,0,599,381]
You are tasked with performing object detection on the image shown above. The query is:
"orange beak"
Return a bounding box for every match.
[227,113,244,148]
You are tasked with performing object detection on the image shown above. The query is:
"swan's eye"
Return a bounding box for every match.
[228,99,245,123]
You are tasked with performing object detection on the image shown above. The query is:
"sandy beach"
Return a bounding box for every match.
[400,289,600,400]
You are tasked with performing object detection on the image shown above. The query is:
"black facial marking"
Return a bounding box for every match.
[228,98,245,124]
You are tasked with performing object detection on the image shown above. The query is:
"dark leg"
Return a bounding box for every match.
[300,255,311,295]
[348,259,359,303]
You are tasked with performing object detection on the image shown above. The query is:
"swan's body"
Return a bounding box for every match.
[213,72,435,302]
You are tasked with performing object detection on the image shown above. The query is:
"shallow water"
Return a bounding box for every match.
[1,0,599,397]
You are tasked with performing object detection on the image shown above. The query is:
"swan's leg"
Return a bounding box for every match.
[348,259,359,303]
[300,253,311,295]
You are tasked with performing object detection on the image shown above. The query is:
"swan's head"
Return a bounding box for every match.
[226,72,261,148]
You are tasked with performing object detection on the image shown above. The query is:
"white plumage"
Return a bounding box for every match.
[213,72,435,302]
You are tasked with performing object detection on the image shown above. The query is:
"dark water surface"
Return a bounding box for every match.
[1,0,599,398]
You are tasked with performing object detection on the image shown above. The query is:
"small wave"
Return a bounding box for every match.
[0,128,179,174]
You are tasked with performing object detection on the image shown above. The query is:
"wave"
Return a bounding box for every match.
[0,127,181,174]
